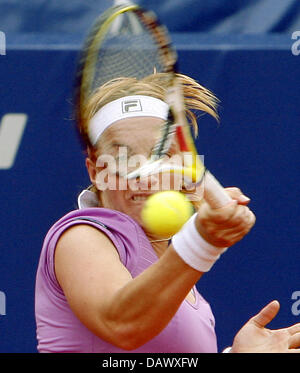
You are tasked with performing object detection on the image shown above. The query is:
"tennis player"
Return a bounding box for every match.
[35,73,300,353]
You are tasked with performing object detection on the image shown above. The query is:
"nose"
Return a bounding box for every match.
[129,172,160,192]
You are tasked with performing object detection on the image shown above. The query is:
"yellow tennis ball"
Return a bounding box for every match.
[141,191,194,238]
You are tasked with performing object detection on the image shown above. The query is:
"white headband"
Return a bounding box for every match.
[88,95,169,146]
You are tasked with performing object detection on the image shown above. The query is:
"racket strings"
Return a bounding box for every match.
[87,11,165,97]
[136,10,176,72]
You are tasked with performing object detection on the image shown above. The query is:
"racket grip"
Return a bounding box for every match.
[204,171,233,209]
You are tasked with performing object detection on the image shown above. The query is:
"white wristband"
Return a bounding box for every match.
[171,213,228,272]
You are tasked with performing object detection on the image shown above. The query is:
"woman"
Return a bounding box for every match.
[35,73,300,353]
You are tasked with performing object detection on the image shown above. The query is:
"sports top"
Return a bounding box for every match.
[35,190,217,352]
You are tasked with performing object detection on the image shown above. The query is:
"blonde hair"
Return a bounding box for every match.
[79,72,219,149]
[79,73,220,209]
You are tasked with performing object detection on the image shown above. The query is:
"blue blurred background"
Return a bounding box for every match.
[0,0,299,352]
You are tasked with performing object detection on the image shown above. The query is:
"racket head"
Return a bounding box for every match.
[75,3,176,139]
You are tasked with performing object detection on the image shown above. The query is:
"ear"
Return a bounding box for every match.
[86,157,97,185]
[86,156,108,190]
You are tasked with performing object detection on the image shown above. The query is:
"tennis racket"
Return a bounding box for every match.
[75,1,232,209]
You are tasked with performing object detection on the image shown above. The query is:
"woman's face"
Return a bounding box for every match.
[87,116,182,228]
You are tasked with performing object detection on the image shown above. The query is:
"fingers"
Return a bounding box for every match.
[195,185,255,247]
[201,200,238,225]
[213,204,255,228]
[287,349,300,353]
[289,332,300,349]
[225,187,251,205]
[251,300,280,328]
[201,203,255,232]
[286,322,300,336]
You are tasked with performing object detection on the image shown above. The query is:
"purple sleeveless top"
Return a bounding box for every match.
[35,207,217,352]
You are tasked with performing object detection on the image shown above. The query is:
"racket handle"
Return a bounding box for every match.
[204,171,233,209]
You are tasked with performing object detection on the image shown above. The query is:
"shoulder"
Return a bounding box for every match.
[44,207,142,249]
[39,207,146,280]
[52,207,141,235]
[54,220,124,287]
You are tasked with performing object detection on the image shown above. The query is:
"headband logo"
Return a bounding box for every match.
[122,99,142,113]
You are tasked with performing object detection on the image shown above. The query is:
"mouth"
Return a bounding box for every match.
[131,194,152,202]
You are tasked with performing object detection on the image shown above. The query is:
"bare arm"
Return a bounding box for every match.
[55,224,202,350]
